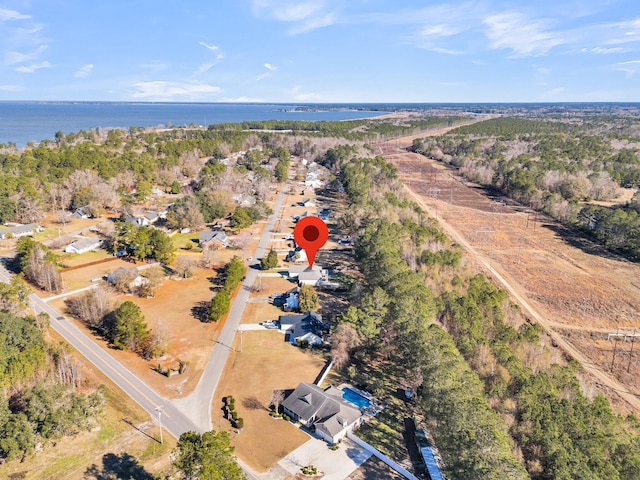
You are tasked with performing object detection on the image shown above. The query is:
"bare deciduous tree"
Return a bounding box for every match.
[13,194,45,223]
[330,324,361,370]
[174,256,197,278]
[65,286,113,328]
[56,349,83,389]
[271,389,285,413]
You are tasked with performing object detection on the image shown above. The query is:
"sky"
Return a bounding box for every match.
[1,0,640,103]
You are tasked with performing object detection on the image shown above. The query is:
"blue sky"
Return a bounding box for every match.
[1,0,639,102]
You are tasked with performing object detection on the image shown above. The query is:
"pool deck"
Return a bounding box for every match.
[339,383,386,418]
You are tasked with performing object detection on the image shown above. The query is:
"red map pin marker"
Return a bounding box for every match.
[293,216,328,268]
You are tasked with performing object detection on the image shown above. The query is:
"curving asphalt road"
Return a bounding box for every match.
[0,266,202,438]
[0,180,291,480]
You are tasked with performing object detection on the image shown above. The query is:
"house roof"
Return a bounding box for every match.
[282,383,361,437]
[108,266,140,281]
[67,236,101,251]
[289,264,321,276]
[199,230,228,243]
[298,269,323,282]
[0,223,41,236]
[278,311,323,328]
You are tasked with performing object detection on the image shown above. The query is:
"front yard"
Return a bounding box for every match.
[211,330,328,472]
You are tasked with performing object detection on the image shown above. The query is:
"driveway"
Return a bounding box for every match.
[277,437,371,480]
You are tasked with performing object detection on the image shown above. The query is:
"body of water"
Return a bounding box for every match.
[0,102,388,148]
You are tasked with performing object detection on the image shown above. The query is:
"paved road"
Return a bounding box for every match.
[0,266,202,438]
[174,182,290,429]
[0,180,290,480]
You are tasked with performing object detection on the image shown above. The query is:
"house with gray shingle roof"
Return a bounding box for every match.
[65,236,102,254]
[281,382,363,444]
[199,230,230,249]
[0,223,43,240]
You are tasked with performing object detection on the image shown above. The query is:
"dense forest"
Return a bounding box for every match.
[323,145,640,479]
[411,116,640,260]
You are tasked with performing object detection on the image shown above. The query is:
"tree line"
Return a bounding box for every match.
[324,146,640,479]
[412,116,640,260]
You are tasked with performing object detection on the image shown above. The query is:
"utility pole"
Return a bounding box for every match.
[611,328,619,372]
[155,406,164,444]
[627,328,636,373]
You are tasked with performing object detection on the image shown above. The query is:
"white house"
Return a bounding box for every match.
[0,223,43,240]
[298,268,327,287]
[281,383,363,444]
[65,236,102,254]
[286,247,308,263]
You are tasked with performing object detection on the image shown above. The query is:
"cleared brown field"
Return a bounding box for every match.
[391,147,640,414]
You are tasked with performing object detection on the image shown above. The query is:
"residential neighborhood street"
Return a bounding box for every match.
[173,182,290,430]
[0,180,291,480]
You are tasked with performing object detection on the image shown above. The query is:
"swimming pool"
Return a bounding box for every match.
[342,387,371,409]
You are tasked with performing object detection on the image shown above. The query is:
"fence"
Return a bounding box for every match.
[347,431,419,480]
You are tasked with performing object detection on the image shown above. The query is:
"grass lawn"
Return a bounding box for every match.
[250,276,293,299]
[0,332,176,480]
[57,249,112,268]
[241,301,284,325]
[52,265,224,399]
[212,331,328,473]
[171,232,202,252]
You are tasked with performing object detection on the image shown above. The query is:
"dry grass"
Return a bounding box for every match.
[211,331,327,473]
[52,265,225,399]
[242,301,285,325]
[392,151,640,413]
[250,276,294,298]
[59,258,139,292]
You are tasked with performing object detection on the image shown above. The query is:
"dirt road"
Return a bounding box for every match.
[384,125,640,414]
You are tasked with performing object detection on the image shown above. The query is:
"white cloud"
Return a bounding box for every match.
[421,46,463,55]
[257,1,323,22]
[15,61,52,73]
[131,81,222,100]
[616,60,640,77]
[582,46,626,54]
[484,12,565,57]
[196,54,224,73]
[420,24,460,38]
[257,62,278,81]
[252,0,336,34]
[0,8,30,22]
[74,64,94,78]
[198,41,219,51]
[5,45,47,65]
[221,96,264,102]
